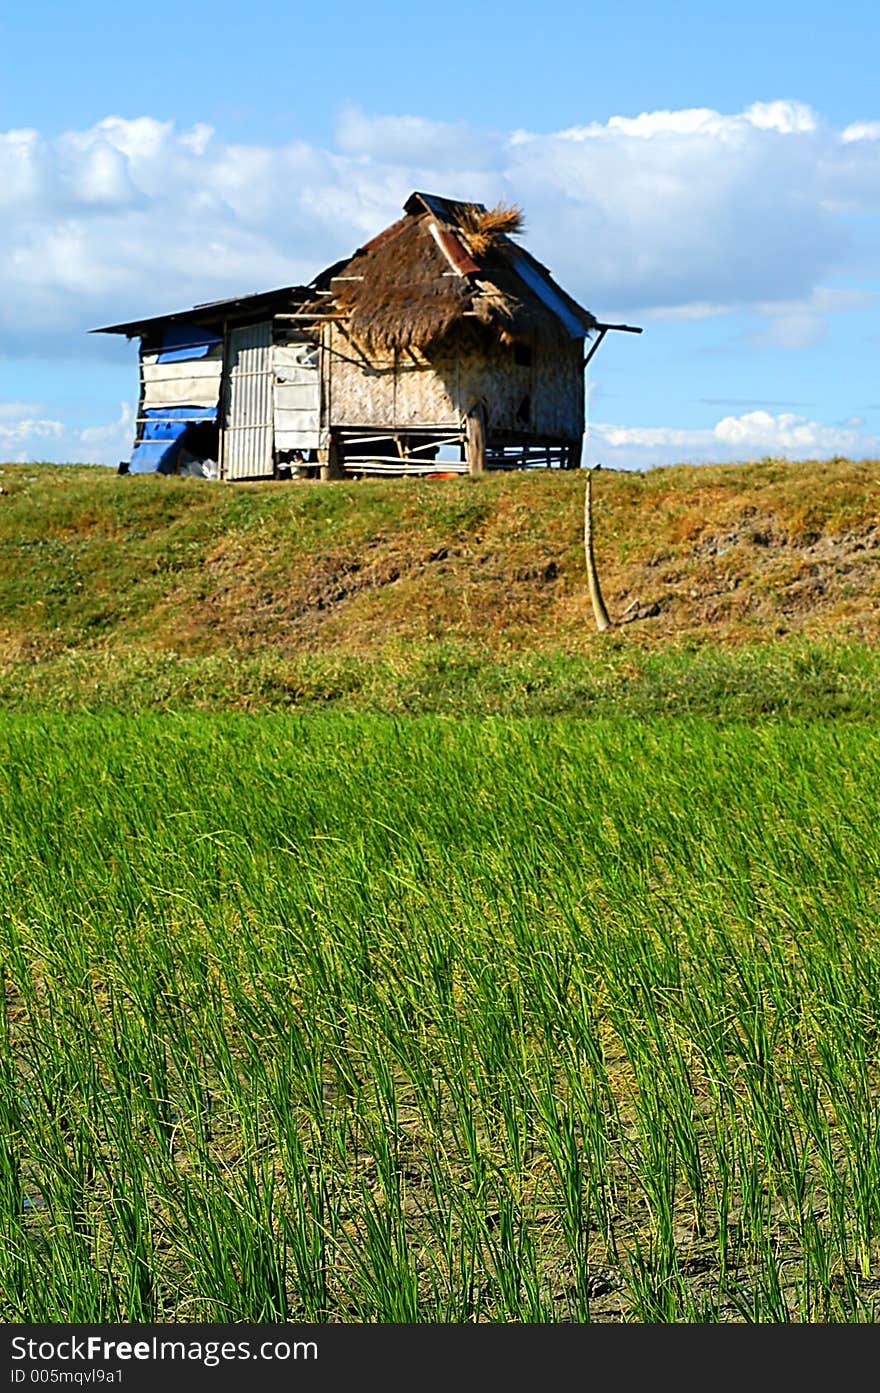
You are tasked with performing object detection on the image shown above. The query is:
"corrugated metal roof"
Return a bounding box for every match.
[93,286,311,338]
[405,191,486,221]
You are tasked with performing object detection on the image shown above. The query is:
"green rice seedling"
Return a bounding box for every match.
[0,975,30,1316]
[621,1230,694,1323]
[274,1129,334,1321]
[339,1180,423,1322]
[532,1070,595,1320]
[2,712,880,1321]
[474,1186,552,1323]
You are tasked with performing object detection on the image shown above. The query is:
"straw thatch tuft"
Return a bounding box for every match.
[457,201,524,257]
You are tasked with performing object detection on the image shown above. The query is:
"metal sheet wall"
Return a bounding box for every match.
[221,322,274,479]
[273,341,323,450]
[141,348,223,410]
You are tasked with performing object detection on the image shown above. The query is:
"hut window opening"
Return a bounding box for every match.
[514,343,532,367]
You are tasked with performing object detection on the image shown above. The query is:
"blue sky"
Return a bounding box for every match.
[1,0,878,469]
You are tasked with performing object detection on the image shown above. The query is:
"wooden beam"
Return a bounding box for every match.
[584,322,642,368]
[592,322,643,333]
[583,327,608,369]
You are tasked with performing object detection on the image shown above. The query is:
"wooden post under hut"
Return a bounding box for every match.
[466,403,486,477]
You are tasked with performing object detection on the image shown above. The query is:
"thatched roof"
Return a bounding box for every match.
[306,192,596,354]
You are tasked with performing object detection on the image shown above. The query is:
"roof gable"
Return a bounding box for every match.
[313,192,595,352]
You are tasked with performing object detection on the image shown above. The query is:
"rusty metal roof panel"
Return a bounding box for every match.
[429,223,480,277]
[355,216,411,257]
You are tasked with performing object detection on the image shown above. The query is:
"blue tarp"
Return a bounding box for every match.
[157,322,223,363]
[129,406,216,473]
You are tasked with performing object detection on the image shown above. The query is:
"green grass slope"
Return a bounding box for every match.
[1,457,877,716]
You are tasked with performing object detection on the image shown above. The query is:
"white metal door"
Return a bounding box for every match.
[221,322,274,479]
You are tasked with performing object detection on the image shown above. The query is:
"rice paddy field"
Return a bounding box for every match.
[3,711,880,1323]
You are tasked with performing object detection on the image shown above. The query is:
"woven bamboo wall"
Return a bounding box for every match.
[323,326,584,438]
[532,339,584,436]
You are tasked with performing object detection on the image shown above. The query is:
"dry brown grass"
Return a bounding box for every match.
[457,201,525,257]
[1,458,878,666]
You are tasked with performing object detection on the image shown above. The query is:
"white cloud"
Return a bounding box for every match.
[335,106,502,173]
[0,412,64,448]
[0,400,50,420]
[536,100,818,144]
[753,311,828,350]
[0,399,131,464]
[1,102,879,465]
[590,410,880,471]
[842,122,880,143]
[504,102,855,312]
[744,101,818,134]
[78,401,133,455]
[641,302,734,322]
[788,286,878,313]
[0,100,878,355]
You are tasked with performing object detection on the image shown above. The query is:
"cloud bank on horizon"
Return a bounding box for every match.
[1,100,878,469]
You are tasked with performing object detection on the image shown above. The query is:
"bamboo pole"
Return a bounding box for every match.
[584,465,611,632]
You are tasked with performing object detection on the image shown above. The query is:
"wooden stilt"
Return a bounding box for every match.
[319,436,344,481]
[565,436,583,471]
[466,404,486,477]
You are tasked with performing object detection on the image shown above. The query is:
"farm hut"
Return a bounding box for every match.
[94,192,640,480]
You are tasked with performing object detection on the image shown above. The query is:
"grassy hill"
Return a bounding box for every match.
[1,456,878,716]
